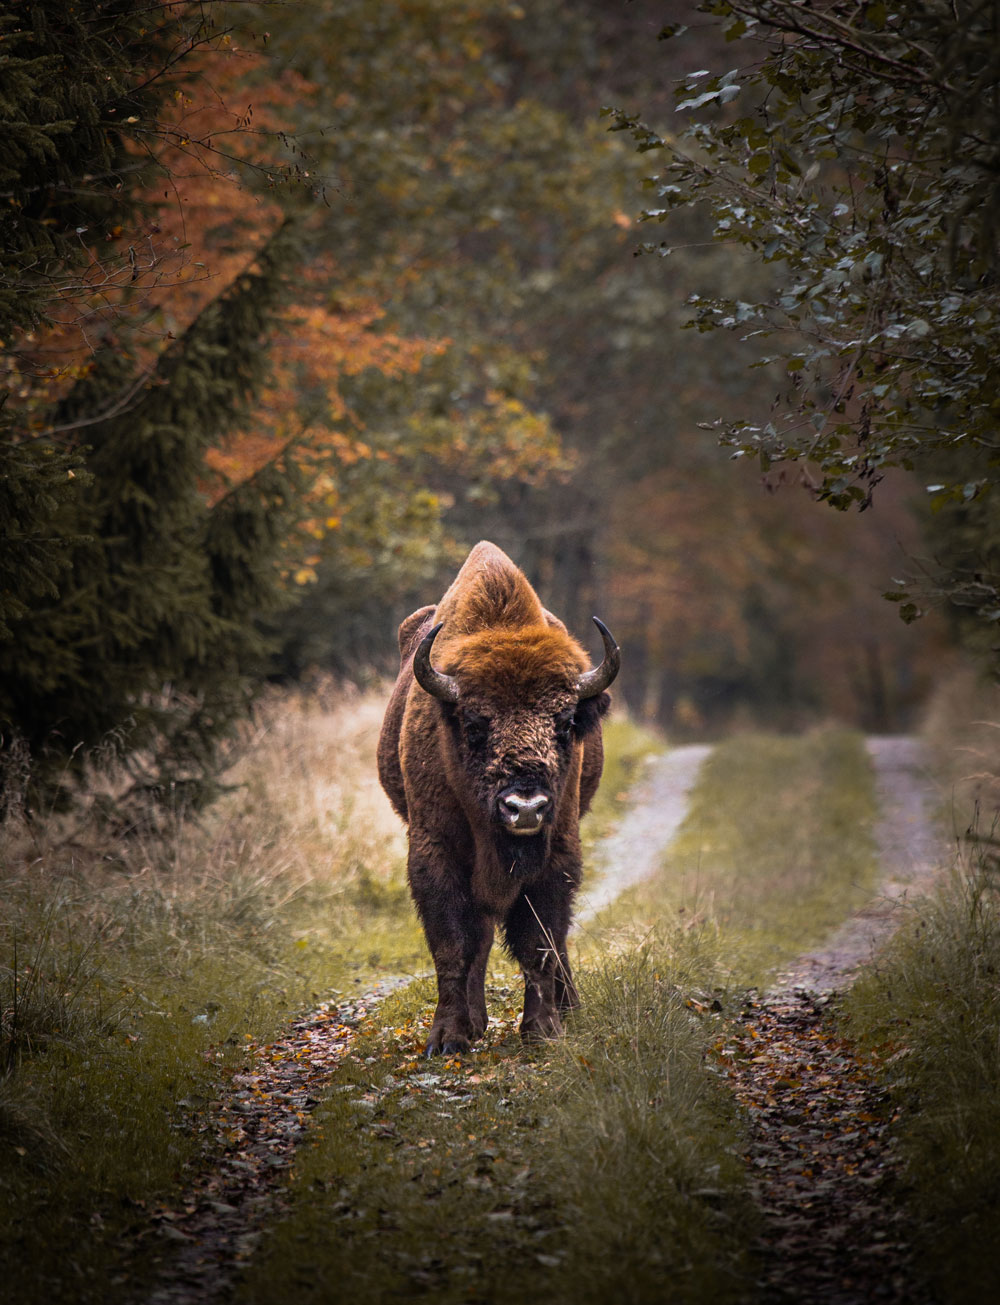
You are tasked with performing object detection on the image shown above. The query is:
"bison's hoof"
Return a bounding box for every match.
[425,1032,471,1058]
[520,1013,563,1042]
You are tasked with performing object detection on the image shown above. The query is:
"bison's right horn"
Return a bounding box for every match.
[413,622,460,704]
[575,617,621,699]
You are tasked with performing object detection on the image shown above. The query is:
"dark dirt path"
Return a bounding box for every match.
[138,736,946,1305]
[139,982,407,1305]
[720,992,917,1304]
[727,737,947,1303]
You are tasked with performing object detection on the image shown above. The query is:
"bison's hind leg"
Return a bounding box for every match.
[555,945,579,1015]
[503,888,573,1042]
[466,926,494,1040]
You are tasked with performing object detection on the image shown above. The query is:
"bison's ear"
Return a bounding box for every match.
[397,605,437,661]
[573,691,611,739]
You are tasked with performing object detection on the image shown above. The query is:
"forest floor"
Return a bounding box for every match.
[133,734,946,1305]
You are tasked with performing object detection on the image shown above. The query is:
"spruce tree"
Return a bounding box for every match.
[1,223,303,813]
[0,4,306,815]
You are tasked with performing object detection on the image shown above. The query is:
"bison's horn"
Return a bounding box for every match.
[576,617,621,700]
[413,622,460,704]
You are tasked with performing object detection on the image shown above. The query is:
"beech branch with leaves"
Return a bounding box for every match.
[611,0,1000,638]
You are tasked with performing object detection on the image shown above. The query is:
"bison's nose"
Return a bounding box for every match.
[498,790,551,835]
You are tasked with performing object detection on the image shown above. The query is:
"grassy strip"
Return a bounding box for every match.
[238,939,754,1305]
[844,848,1000,1303]
[588,729,881,986]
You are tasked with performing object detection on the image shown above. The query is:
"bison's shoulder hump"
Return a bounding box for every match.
[438,541,545,633]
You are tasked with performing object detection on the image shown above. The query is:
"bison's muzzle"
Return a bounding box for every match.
[498,787,551,835]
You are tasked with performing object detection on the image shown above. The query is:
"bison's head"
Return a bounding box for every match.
[413,618,619,870]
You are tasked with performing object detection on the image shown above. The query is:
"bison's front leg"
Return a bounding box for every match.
[503,873,577,1041]
[408,839,491,1056]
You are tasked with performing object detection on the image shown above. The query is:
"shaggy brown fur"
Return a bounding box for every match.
[377,541,615,1055]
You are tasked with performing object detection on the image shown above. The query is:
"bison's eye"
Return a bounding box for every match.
[462,713,490,749]
[554,709,574,744]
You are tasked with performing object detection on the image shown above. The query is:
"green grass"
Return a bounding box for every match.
[590,729,880,986]
[0,698,666,1302]
[239,727,884,1305]
[844,834,1000,1303]
[238,938,755,1305]
[0,688,427,1304]
[830,667,1000,1303]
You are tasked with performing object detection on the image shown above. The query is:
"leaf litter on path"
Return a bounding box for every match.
[713,737,945,1303]
[716,990,922,1304]
[137,979,411,1305]
[136,979,545,1304]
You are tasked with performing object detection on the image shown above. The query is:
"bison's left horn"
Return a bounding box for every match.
[575,617,621,700]
[413,622,460,704]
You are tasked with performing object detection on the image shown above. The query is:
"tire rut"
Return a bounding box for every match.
[136,981,408,1305]
[721,991,919,1304]
[728,737,945,1303]
[578,743,712,921]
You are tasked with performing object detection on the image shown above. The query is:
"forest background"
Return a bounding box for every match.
[0,0,982,810]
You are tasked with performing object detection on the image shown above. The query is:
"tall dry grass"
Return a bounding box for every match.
[921,660,1000,827]
[0,682,425,1304]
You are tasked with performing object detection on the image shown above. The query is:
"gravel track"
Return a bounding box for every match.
[578,735,947,992]
[772,736,949,995]
[576,743,712,922]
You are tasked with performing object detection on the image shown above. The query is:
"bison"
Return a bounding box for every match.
[377,541,620,1055]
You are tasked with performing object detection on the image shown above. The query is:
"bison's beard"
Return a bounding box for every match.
[493,825,552,879]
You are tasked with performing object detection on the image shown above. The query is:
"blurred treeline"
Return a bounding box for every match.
[0,0,946,811]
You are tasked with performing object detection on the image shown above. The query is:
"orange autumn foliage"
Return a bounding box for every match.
[10,32,449,521]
